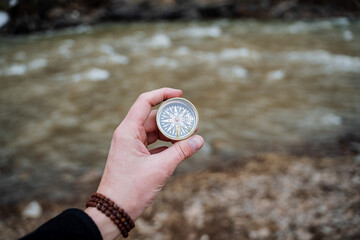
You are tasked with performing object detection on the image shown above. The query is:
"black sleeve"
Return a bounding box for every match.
[20,208,103,240]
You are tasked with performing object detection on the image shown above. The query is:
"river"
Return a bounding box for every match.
[0,19,359,204]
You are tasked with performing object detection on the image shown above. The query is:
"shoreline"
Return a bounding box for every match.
[0,0,359,35]
[1,151,359,239]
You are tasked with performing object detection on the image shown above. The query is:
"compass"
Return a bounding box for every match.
[156,97,199,141]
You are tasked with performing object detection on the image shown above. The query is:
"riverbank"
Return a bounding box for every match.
[0,18,359,239]
[1,152,359,239]
[1,0,359,34]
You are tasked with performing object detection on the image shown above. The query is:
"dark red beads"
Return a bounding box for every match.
[86,193,135,238]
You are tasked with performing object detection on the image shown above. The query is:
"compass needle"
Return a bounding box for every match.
[186,125,193,133]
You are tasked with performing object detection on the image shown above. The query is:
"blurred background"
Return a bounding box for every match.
[0,0,360,239]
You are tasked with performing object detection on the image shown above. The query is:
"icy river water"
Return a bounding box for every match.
[0,19,359,203]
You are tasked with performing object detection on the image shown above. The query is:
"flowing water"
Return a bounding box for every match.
[0,19,360,204]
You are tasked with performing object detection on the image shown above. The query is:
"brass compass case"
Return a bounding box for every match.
[156,97,199,141]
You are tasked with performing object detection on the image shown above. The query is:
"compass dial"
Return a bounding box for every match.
[156,97,199,141]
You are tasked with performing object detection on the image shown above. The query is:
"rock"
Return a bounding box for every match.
[183,199,205,229]
[135,218,156,235]
[0,11,9,28]
[9,0,19,8]
[296,228,312,240]
[22,201,42,218]
[321,113,342,126]
[249,227,270,239]
[199,234,210,240]
[355,155,360,164]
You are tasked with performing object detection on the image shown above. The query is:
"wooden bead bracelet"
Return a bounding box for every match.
[86,193,135,238]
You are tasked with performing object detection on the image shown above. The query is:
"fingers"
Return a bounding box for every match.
[144,110,158,133]
[125,88,183,126]
[149,146,168,154]
[151,135,204,172]
[147,131,173,145]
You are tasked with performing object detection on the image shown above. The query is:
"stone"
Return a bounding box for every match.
[22,201,42,219]
[183,199,205,229]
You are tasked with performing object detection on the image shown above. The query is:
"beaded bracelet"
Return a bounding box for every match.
[86,193,135,238]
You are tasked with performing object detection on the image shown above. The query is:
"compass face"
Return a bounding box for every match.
[156,98,199,141]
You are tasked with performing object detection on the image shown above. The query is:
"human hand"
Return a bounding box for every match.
[85,88,204,239]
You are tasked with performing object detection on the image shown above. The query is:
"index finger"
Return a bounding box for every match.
[125,88,183,126]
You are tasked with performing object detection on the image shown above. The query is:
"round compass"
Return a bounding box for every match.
[156,97,199,141]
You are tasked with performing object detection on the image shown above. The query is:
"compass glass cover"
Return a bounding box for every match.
[157,98,198,140]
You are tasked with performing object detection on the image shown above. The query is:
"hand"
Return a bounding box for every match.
[85,88,204,240]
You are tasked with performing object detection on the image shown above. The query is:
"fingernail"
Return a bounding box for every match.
[189,135,203,151]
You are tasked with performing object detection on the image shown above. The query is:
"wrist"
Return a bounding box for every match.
[97,182,140,221]
[85,207,120,240]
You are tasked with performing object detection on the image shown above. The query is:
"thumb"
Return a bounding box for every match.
[154,135,204,171]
